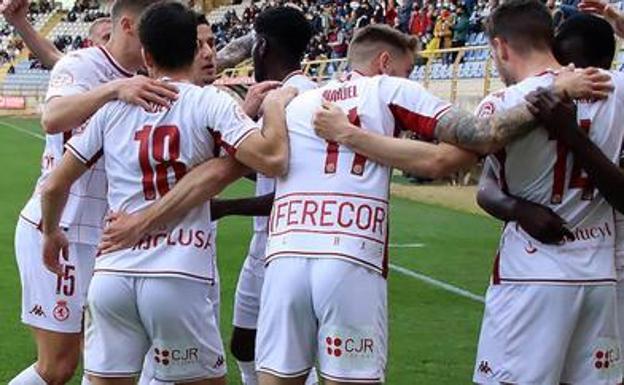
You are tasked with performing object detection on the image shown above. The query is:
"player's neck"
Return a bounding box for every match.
[105,37,141,73]
[151,67,193,83]
[268,65,300,82]
[515,51,560,83]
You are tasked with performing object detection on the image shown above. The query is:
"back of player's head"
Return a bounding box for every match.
[253,6,313,64]
[111,0,156,23]
[554,14,615,69]
[195,12,209,27]
[139,1,197,71]
[486,0,554,54]
[347,24,417,65]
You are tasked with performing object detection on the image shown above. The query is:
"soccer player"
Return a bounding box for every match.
[9,1,180,384]
[217,7,319,385]
[38,2,295,384]
[476,13,624,384]
[469,2,624,384]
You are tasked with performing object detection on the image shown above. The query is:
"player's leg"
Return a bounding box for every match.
[311,259,386,385]
[84,274,149,385]
[10,219,94,385]
[473,284,580,385]
[560,285,622,384]
[232,256,265,385]
[256,258,317,385]
[138,277,227,384]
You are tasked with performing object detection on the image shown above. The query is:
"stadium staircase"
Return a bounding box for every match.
[0,9,63,82]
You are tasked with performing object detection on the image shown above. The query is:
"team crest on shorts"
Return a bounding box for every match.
[320,325,377,369]
[53,300,70,321]
[593,337,622,380]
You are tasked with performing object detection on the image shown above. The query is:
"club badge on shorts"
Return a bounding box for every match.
[593,337,622,380]
[53,300,70,322]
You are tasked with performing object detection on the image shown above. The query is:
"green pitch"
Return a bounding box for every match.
[0,116,501,384]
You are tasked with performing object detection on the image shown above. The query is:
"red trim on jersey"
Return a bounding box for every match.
[208,129,236,156]
[274,191,389,204]
[494,150,509,193]
[97,46,133,77]
[19,214,42,231]
[271,228,385,244]
[257,367,313,378]
[266,250,383,274]
[62,131,72,154]
[320,372,383,383]
[65,142,103,168]
[231,128,259,148]
[381,220,390,278]
[499,277,616,284]
[492,251,501,285]
[388,103,437,141]
[94,268,215,282]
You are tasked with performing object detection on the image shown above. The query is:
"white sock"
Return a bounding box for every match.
[304,368,319,385]
[237,360,258,385]
[8,364,47,385]
[81,374,92,385]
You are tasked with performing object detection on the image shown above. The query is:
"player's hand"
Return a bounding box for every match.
[580,0,624,37]
[526,87,579,141]
[99,211,145,254]
[242,80,282,118]
[553,65,613,101]
[42,228,68,275]
[0,0,28,25]
[513,199,574,244]
[313,100,353,144]
[112,75,179,112]
[259,86,298,114]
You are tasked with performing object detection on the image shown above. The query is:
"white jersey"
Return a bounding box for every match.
[477,70,624,284]
[67,81,258,282]
[266,72,451,275]
[616,144,624,269]
[249,72,316,260]
[21,46,134,246]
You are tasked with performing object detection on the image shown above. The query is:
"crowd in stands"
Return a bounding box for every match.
[214,0,494,63]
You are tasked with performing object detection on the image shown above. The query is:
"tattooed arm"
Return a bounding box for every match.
[216,33,254,73]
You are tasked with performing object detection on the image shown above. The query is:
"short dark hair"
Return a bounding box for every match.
[486,0,554,53]
[254,6,313,64]
[195,12,209,26]
[111,0,156,23]
[554,14,615,69]
[139,1,197,71]
[348,24,417,62]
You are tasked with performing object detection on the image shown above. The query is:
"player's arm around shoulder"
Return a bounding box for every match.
[313,99,477,178]
[42,55,178,134]
[40,107,107,274]
[227,86,298,177]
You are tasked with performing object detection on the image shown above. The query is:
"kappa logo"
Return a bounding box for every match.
[477,360,493,375]
[477,361,494,376]
[29,305,46,317]
[213,355,225,369]
[53,300,70,321]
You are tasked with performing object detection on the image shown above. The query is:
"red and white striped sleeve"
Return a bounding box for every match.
[378,75,452,141]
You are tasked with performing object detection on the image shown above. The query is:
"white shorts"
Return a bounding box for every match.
[256,258,387,383]
[617,269,624,358]
[84,274,226,382]
[15,218,95,333]
[233,255,265,329]
[474,284,622,385]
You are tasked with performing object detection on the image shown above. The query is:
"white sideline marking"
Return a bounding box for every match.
[389,243,425,248]
[0,120,45,140]
[389,263,486,303]
[3,122,485,304]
